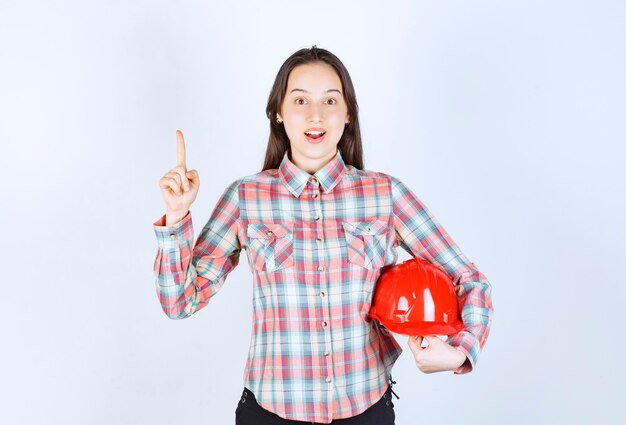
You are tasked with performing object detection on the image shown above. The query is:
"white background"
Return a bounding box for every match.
[1,1,624,424]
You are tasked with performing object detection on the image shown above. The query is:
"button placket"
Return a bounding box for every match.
[312,178,323,270]
[310,176,332,390]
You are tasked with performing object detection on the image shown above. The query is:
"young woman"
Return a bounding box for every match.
[154,46,493,425]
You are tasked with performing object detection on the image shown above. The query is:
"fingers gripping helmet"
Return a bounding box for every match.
[368,256,464,336]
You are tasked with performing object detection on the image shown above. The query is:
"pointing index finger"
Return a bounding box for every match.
[176,129,186,168]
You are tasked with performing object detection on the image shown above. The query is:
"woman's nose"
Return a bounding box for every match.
[308,103,322,123]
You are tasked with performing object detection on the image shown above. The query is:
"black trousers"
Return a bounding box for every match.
[235,383,396,425]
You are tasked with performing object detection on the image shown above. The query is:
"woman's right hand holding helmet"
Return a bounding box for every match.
[158,130,200,225]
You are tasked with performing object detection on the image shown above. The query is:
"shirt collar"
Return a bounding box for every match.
[278,149,348,198]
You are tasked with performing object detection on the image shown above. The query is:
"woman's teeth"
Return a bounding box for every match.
[305,131,326,138]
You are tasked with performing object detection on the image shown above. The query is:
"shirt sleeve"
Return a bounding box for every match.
[390,175,494,374]
[152,179,242,320]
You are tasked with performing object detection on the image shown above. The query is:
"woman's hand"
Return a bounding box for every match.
[158,130,200,225]
[407,335,467,374]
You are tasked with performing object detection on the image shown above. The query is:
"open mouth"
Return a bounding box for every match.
[304,129,326,144]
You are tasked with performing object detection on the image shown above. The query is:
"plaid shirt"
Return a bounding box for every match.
[152,150,493,423]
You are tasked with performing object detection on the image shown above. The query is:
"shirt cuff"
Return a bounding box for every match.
[153,211,193,246]
[446,330,479,374]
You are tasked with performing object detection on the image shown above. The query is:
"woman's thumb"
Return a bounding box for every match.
[186,169,198,181]
[408,335,423,355]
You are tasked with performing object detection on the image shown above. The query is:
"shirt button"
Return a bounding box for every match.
[320,291,326,297]
[318,265,324,271]
[314,215,320,221]
[312,193,318,198]
[169,233,176,239]
[316,237,322,243]
[321,321,327,327]
[323,351,330,356]
[326,377,332,383]
[311,177,318,184]
[267,230,273,236]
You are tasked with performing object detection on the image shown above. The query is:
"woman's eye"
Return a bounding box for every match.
[295,98,306,105]
[326,98,337,105]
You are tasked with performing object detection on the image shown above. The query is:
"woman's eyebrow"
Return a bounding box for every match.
[289,88,342,95]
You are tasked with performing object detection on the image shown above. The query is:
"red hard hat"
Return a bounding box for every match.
[369,256,464,336]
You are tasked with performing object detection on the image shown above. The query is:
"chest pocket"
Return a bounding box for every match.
[342,220,389,271]
[246,222,294,272]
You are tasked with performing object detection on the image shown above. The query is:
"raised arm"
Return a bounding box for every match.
[153,130,242,319]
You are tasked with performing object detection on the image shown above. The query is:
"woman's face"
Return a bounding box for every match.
[277,62,350,174]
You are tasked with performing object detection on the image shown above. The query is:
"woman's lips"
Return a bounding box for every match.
[304,128,326,144]
[305,133,326,144]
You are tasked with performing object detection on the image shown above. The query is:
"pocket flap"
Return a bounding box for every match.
[342,219,388,236]
[247,222,292,239]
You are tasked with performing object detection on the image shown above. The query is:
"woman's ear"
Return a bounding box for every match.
[276,113,283,124]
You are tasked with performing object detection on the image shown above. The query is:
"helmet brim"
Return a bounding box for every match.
[370,314,465,336]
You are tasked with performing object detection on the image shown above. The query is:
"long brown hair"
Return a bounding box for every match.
[262,46,364,171]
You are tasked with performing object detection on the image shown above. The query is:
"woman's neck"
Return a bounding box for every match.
[289,148,337,175]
